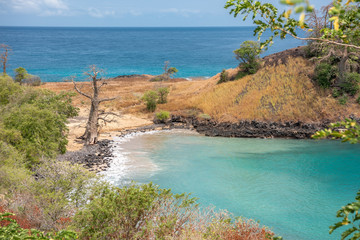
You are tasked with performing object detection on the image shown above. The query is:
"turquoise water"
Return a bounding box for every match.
[0,27,304,81]
[104,130,360,240]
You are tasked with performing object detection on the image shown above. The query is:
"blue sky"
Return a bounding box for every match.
[0,0,332,27]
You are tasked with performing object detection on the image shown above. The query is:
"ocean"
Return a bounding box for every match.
[0,26,304,81]
[104,130,360,240]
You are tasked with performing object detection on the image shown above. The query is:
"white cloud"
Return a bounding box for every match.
[88,7,115,18]
[3,0,69,15]
[158,8,200,17]
[129,10,142,16]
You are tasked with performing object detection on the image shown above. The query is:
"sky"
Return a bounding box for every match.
[0,0,332,27]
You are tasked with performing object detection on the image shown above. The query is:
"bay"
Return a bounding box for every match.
[104,130,360,240]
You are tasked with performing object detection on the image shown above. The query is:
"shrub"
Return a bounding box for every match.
[142,90,158,112]
[23,75,42,86]
[157,87,170,104]
[155,111,170,123]
[0,75,21,105]
[14,67,27,84]
[357,96,360,104]
[198,113,211,120]
[338,95,348,105]
[341,72,360,96]
[0,212,78,239]
[72,183,198,240]
[217,69,230,84]
[313,63,336,88]
[14,67,42,86]
[332,88,342,98]
[234,41,262,74]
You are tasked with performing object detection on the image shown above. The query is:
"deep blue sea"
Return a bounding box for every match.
[104,130,360,240]
[0,27,304,81]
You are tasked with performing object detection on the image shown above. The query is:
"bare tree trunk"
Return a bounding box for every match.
[0,44,10,75]
[72,66,116,145]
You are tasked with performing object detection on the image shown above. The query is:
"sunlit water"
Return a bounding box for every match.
[0,27,304,81]
[103,130,360,240]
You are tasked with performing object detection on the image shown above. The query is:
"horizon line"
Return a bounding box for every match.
[0,25,254,28]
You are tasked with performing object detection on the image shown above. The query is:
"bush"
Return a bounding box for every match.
[341,72,360,96]
[157,87,169,104]
[234,41,262,74]
[0,75,21,105]
[72,183,198,240]
[0,212,78,239]
[14,67,42,86]
[357,96,360,104]
[313,63,336,88]
[217,69,230,84]
[155,111,170,123]
[142,90,158,112]
[338,95,348,105]
[332,88,342,98]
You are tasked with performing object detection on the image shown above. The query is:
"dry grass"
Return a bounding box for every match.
[40,57,360,124]
[193,57,360,122]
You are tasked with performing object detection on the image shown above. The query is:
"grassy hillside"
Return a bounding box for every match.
[41,57,360,124]
[191,57,360,122]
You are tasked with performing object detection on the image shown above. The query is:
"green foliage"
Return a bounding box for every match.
[157,87,170,104]
[31,159,99,230]
[142,90,158,112]
[329,190,360,240]
[0,212,78,239]
[0,75,21,105]
[313,63,336,88]
[198,113,211,120]
[333,88,342,98]
[314,119,360,239]
[72,183,198,240]
[225,0,360,50]
[234,41,262,74]
[217,69,230,84]
[356,96,360,104]
[339,95,348,105]
[167,67,178,76]
[341,72,360,96]
[2,104,68,165]
[14,67,27,84]
[14,67,42,86]
[0,80,78,166]
[313,119,360,144]
[155,111,170,122]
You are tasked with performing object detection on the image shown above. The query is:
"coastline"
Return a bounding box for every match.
[61,114,338,173]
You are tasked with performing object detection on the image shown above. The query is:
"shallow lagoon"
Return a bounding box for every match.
[104,130,360,240]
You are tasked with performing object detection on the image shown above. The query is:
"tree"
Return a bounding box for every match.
[225,0,360,85]
[234,40,263,74]
[142,90,158,112]
[163,61,178,81]
[72,66,116,145]
[14,67,28,84]
[0,44,11,76]
[157,87,169,104]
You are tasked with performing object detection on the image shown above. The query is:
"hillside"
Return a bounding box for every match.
[40,52,360,142]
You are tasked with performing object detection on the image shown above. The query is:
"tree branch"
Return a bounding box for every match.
[99,97,116,103]
[72,79,92,99]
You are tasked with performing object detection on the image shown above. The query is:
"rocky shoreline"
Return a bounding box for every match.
[169,115,330,139]
[59,115,336,173]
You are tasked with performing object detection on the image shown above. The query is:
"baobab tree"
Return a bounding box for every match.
[0,44,11,75]
[72,65,117,145]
